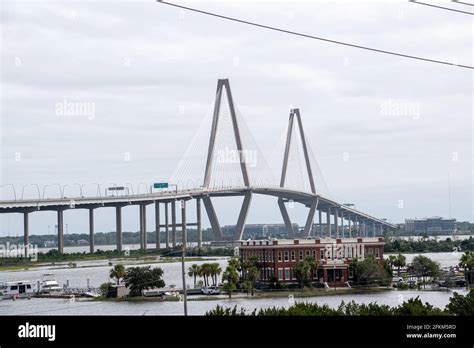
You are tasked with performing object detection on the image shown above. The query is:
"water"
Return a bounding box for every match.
[384,252,463,268]
[0,252,468,315]
[0,289,467,316]
[35,242,211,254]
[0,257,230,289]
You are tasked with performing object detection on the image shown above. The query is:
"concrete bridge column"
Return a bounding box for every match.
[326,207,331,238]
[373,222,376,237]
[139,204,147,250]
[379,224,383,235]
[165,202,170,248]
[340,211,344,238]
[318,209,322,238]
[89,208,95,253]
[23,212,29,257]
[181,200,187,247]
[196,198,202,249]
[334,209,339,238]
[155,201,160,250]
[171,200,176,248]
[57,210,64,254]
[348,215,351,238]
[116,206,122,252]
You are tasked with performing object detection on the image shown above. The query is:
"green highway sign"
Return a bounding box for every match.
[153,182,169,189]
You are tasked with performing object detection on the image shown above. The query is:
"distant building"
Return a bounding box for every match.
[404,217,456,235]
[239,237,385,286]
[222,223,299,239]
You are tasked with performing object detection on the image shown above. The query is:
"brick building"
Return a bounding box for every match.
[239,237,385,286]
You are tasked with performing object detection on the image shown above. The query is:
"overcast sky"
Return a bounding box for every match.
[1,0,472,237]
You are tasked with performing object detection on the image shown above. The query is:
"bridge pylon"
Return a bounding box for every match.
[202,79,252,241]
[278,108,319,238]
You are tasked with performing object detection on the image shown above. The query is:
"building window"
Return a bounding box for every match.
[278,268,283,280]
[285,268,290,280]
[375,247,380,258]
[278,251,282,262]
[320,249,324,260]
[284,251,289,261]
[299,251,304,260]
[291,251,295,261]
[305,250,310,257]
[312,250,317,259]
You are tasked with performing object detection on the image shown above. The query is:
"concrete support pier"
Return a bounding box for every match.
[155,201,160,249]
[171,200,176,248]
[139,204,147,250]
[116,206,122,252]
[181,200,187,247]
[23,212,29,257]
[326,207,331,238]
[318,210,322,238]
[57,210,64,254]
[334,209,339,238]
[196,198,202,249]
[89,208,95,253]
[165,202,170,248]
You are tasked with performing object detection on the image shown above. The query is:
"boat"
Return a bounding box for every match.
[40,274,63,294]
[0,280,35,299]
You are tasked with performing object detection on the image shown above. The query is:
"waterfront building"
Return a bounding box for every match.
[239,237,384,286]
[404,217,456,235]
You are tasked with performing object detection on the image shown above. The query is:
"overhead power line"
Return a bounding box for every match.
[452,0,474,7]
[410,0,474,15]
[157,1,473,70]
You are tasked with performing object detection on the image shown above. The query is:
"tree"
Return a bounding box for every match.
[393,254,406,277]
[293,256,319,289]
[188,264,201,288]
[109,264,127,285]
[124,266,165,297]
[210,263,222,286]
[387,255,397,272]
[99,282,114,297]
[350,255,390,286]
[446,290,474,315]
[222,265,239,299]
[458,251,474,284]
[409,255,440,288]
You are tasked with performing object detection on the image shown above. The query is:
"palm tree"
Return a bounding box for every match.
[459,251,473,284]
[222,265,239,299]
[188,264,201,288]
[393,254,406,276]
[210,263,222,286]
[245,266,259,296]
[201,263,212,287]
[388,255,397,273]
[109,264,127,285]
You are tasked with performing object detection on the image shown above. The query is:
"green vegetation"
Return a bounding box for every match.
[458,251,474,285]
[349,255,391,286]
[123,266,165,297]
[407,255,441,288]
[187,262,222,287]
[241,256,261,295]
[384,236,474,253]
[293,256,319,289]
[206,290,474,316]
[222,257,240,299]
[109,264,127,285]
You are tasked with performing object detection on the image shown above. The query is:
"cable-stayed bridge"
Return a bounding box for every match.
[0,79,395,254]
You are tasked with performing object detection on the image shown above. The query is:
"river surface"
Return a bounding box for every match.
[0,289,467,316]
[0,252,468,315]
